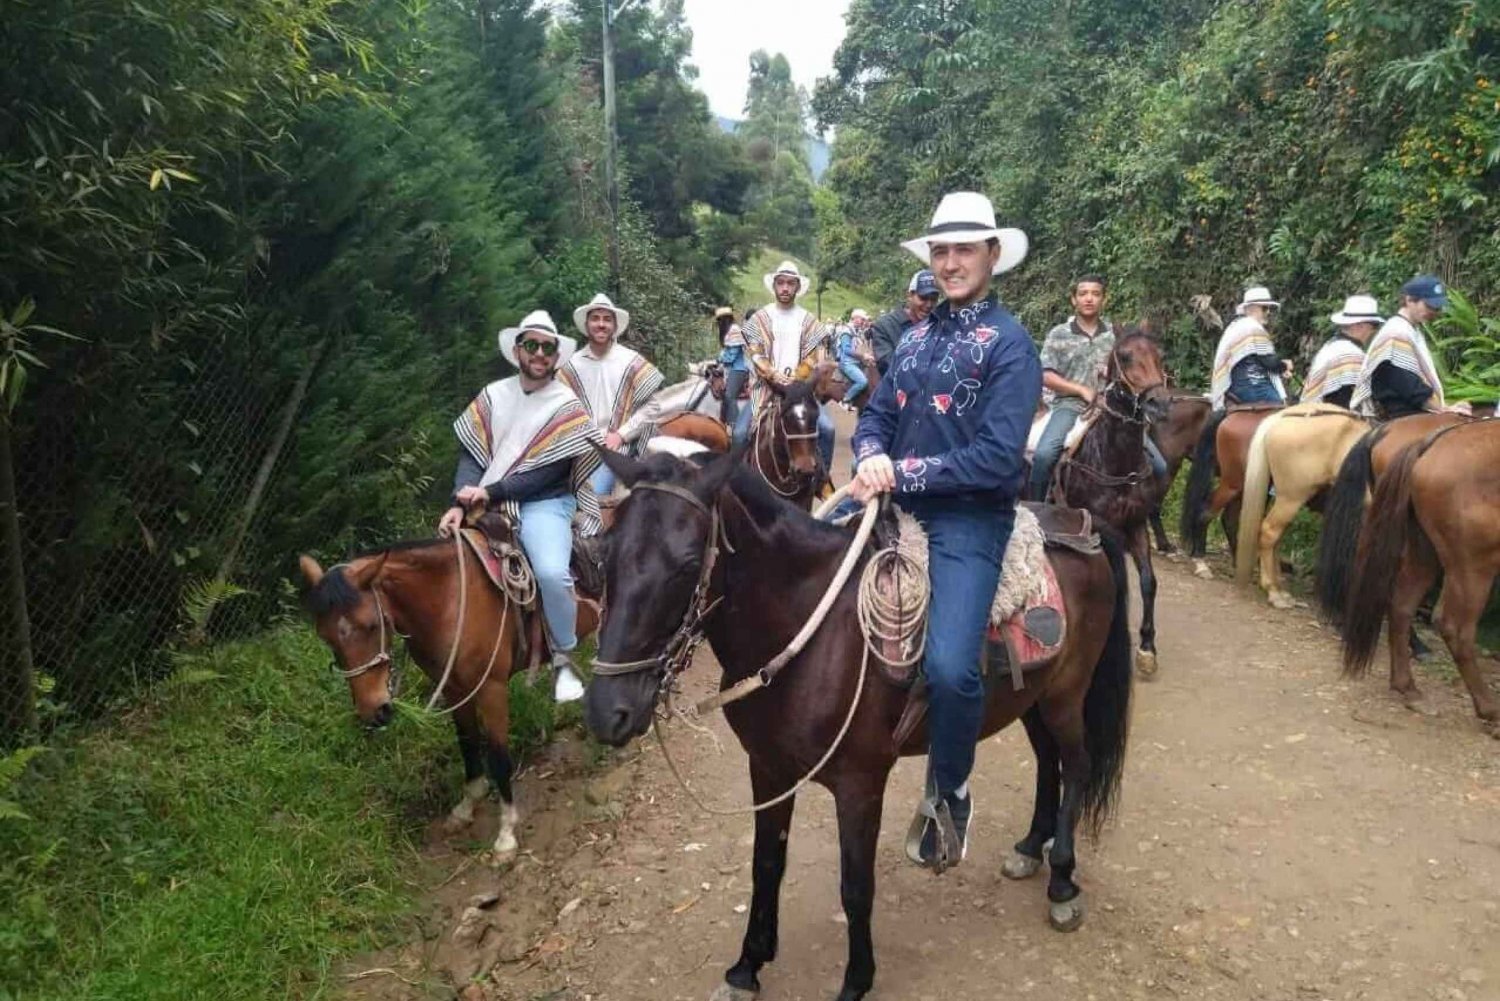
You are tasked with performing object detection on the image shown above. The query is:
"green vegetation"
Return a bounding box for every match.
[0,625,573,1000]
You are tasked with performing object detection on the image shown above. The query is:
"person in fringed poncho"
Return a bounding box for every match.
[1209,286,1291,410]
[557,293,665,500]
[1303,295,1381,408]
[742,260,835,465]
[439,310,603,703]
[1350,275,1462,418]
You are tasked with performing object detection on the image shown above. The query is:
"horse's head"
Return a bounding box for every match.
[1108,330,1171,423]
[582,448,742,746]
[299,553,398,729]
[765,377,822,476]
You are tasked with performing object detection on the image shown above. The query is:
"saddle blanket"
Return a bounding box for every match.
[644,435,710,458]
[460,527,528,594]
[882,505,1068,680]
[1025,407,1095,461]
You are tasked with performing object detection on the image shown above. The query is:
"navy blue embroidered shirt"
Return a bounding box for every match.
[852,296,1041,504]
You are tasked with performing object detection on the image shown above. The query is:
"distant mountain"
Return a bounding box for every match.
[715,115,831,183]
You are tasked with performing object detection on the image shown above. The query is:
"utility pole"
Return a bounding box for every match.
[602,0,637,298]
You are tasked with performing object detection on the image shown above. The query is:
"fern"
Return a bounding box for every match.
[178,577,252,639]
[0,746,46,822]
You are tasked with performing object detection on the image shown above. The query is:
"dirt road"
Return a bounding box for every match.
[348,420,1500,1001]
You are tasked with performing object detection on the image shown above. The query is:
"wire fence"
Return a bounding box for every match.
[0,330,318,745]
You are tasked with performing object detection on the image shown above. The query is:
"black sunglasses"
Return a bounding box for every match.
[519,337,559,357]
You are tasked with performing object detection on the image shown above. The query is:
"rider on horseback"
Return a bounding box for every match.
[1210,286,1293,409]
[1304,294,1382,408]
[1026,275,1168,501]
[850,192,1042,867]
[440,310,604,703]
[557,293,665,500]
[743,261,835,468]
[1350,275,1466,418]
[832,308,873,410]
[868,269,940,376]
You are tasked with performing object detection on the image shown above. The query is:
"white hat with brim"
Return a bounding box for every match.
[498,310,577,368]
[901,191,1029,276]
[763,260,811,297]
[572,292,631,337]
[1235,286,1281,315]
[1330,294,1384,327]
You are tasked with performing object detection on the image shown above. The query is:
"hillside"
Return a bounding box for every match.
[731,249,883,323]
[715,115,831,182]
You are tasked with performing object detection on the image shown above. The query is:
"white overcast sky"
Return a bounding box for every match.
[679,0,852,121]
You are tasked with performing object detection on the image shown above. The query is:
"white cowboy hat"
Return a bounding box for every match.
[901,191,1029,276]
[1234,286,1281,315]
[763,260,811,297]
[498,310,577,368]
[572,292,631,337]
[1329,294,1384,326]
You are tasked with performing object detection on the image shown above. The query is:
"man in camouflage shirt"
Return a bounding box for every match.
[1026,275,1166,500]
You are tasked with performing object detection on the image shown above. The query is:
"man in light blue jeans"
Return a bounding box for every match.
[440,309,606,703]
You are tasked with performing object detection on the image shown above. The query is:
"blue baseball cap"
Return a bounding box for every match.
[1401,274,1449,310]
[908,269,940,298]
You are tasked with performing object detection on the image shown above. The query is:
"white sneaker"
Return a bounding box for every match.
[553,660,586,703]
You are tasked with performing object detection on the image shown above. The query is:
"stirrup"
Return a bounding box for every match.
[903,794,962,875]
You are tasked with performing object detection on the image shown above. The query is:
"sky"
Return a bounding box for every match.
[679,0,852,122]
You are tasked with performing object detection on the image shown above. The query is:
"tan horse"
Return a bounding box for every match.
[1233,403,1369,608]
[1342,420,1500,724]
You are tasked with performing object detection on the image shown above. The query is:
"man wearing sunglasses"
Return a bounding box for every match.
[440,310,605,703]
[558,292,665,500]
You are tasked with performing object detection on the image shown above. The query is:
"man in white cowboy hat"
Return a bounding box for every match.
[439,310,603,703]
[1209,286,1292,410]
[1350,275,1468,418]
[869,269,941,376]
[742,259,835,468]
[557,292,665,499]
[850,191,1042,870]
[1303,294,1383,408]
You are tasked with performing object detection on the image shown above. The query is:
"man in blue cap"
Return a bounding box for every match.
[1350,275,1467,418]
[868,269,941,376]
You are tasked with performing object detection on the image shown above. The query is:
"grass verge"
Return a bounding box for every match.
[0,625,573,1001]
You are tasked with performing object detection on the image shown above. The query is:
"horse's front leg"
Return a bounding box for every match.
[441,703,490,833]
[719,767,797,998]
[833,777,884,1001]
[1129,526,1159,679]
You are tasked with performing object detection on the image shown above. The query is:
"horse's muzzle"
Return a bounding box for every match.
[362,701,394,731]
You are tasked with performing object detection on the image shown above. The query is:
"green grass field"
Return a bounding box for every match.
[0,626,575,1001]
[731,249,886,325]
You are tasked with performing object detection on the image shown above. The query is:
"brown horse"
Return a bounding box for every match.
[811,357,881,410]
[582,450,1134,1001]
[747,376,825,508]
[1313,410,1469,624]
[1053,330,1172,676]
[1178,404,1283,577]
[298,536,598,862]
[1147,394,1212,552]
[655,411,732,453]
[1341,420,1500,723]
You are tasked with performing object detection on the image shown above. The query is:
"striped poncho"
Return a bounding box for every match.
[1302,335,1366,405]
[557,343,665,449]
[1349,315,1444,416]
[453,377,605,536]
[1210,316,1286,409]
[742,305,828,414]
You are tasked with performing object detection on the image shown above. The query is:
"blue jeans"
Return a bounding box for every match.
[903,497,1015,795]
[518,494,578,654]
[1027,405,1169,501]
[732,399,753,448]
[589,462,616,499]
[722,368,748,428]
[837,356,868,404]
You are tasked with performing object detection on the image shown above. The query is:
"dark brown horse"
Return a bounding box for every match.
[1178,404,1283,577]
[1313,410,1469,624]
[748,376,825,508]
[299,536,598,862]
[1147,394,1212,552]
[1052,330,1171,677]
[811,357,881,410]
[1341,420,1500,724]
[582,450,1133,1001]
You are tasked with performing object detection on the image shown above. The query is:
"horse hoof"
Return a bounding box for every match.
[709,983,758,1001]
[1000,851,1043,880]
[1135,650,1159,680]
[1268,592,1296,610]
[1401,694,1439,718]
[1193,560,1214,580]
[1049,896,1085,932]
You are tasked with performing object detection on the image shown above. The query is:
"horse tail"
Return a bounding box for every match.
[1315,427,1378,624]
[1233,411,1279,585]
[1178,409,1226,557]
[1341,439,1426,678]
[1081,526,1134,838]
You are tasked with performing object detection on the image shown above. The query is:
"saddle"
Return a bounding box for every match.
[883,503,1100,753]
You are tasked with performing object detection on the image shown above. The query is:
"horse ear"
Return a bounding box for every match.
[765,378,787,398]
[298,555,325,588]
[591,439,647,488]
[348,553,387,590]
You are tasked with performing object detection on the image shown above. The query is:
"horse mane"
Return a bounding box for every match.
[302,537,447,616]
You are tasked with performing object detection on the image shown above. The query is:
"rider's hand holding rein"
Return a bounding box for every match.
[851,454,896,503]
[438,484,488,538]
